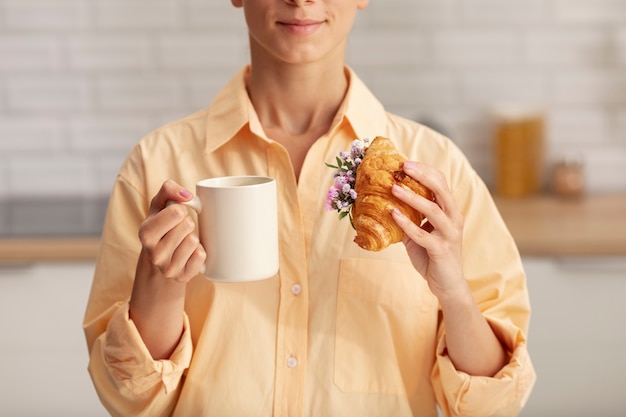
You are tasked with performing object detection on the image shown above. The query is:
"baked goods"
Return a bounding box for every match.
[352,136,434,251]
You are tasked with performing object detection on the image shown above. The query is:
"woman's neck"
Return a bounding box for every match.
[247,61,348,138]
[246,59,349,179]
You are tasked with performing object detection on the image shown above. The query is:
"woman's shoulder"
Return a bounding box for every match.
[116,108,213,190]
[140,108,211,151]
[383,111,480,194]
[384,112,456,159]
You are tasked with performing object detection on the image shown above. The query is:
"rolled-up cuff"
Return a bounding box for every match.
[103,303,192,395]
[433,317,536,417]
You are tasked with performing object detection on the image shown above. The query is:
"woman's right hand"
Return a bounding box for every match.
[137,180,207,284]
[130,180,206,359]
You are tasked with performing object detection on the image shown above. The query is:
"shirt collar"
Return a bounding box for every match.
[341,67,387,140]
[203,66,253,153]
[203,65,387,153]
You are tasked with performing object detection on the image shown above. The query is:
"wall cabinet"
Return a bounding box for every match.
[520,257,626,416]
[0,262,107,417]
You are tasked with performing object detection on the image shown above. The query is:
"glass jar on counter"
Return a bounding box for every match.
[552,157,585,198]
[492,105,545,198]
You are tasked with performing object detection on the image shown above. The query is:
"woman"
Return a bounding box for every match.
[84,1,536,416]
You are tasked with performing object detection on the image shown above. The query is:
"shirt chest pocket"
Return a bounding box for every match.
[334,258,439,396]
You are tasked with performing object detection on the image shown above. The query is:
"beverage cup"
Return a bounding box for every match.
[170,176,279,282]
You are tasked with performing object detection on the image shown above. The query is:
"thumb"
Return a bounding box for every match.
[149,180,193,214]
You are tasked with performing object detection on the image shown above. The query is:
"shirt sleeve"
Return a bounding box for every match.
[87,303,192,417]
[83,148,193,417]
[432,317,536,417]
[429,143,537,417]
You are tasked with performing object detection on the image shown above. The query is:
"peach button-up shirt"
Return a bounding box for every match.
[84,66,535,417]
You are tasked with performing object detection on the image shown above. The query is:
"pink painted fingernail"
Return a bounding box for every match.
[403,161,417,171]
[180,189,192,199]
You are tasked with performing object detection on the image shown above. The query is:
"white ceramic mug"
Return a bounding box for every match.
[171,176,279,283]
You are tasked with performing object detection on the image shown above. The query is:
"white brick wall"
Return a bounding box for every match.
[554,0,626,23]
[6,75,92,111]
[93,0,182,29]
[0,35,63,71]
[67,35,154,71]
[3,0,90,30]
[0,0,625,205]
[7,154,96,197]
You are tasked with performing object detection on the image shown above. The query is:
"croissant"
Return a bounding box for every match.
[352,136,434,251]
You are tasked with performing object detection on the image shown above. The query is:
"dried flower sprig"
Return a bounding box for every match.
[324,138,370,228]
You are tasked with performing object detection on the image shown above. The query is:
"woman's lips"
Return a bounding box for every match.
[278,19,324,35]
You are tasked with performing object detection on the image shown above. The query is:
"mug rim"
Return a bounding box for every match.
[196,175,274,189]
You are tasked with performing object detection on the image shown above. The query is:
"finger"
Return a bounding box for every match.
[178,245,207,283]
[163,231,203,279]
[391,207,431,246]
[149,180,193,215]
[391,183,447,231]
[401,161,463,226]
[147,215,196,272]
[402,162,452,210]
[138,203,189,249]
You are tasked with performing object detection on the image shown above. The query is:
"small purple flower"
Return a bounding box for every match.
[324,137,371,226]
[325,186,340,211]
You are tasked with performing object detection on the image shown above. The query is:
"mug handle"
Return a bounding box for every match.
[165,196,203,214]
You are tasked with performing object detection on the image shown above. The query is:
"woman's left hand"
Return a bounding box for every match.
[390,161,466,302]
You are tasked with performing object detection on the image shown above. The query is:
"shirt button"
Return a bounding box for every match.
[291,283,302,296]
[286,356,298,368]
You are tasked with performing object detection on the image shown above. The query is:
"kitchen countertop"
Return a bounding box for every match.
[0,238,101,264]
[0,194,625,263]
[494,193,626,257]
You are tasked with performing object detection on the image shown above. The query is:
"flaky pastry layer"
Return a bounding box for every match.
[352,136,434,251]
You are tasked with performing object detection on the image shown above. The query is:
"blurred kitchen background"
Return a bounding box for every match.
[0,1,625,416]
